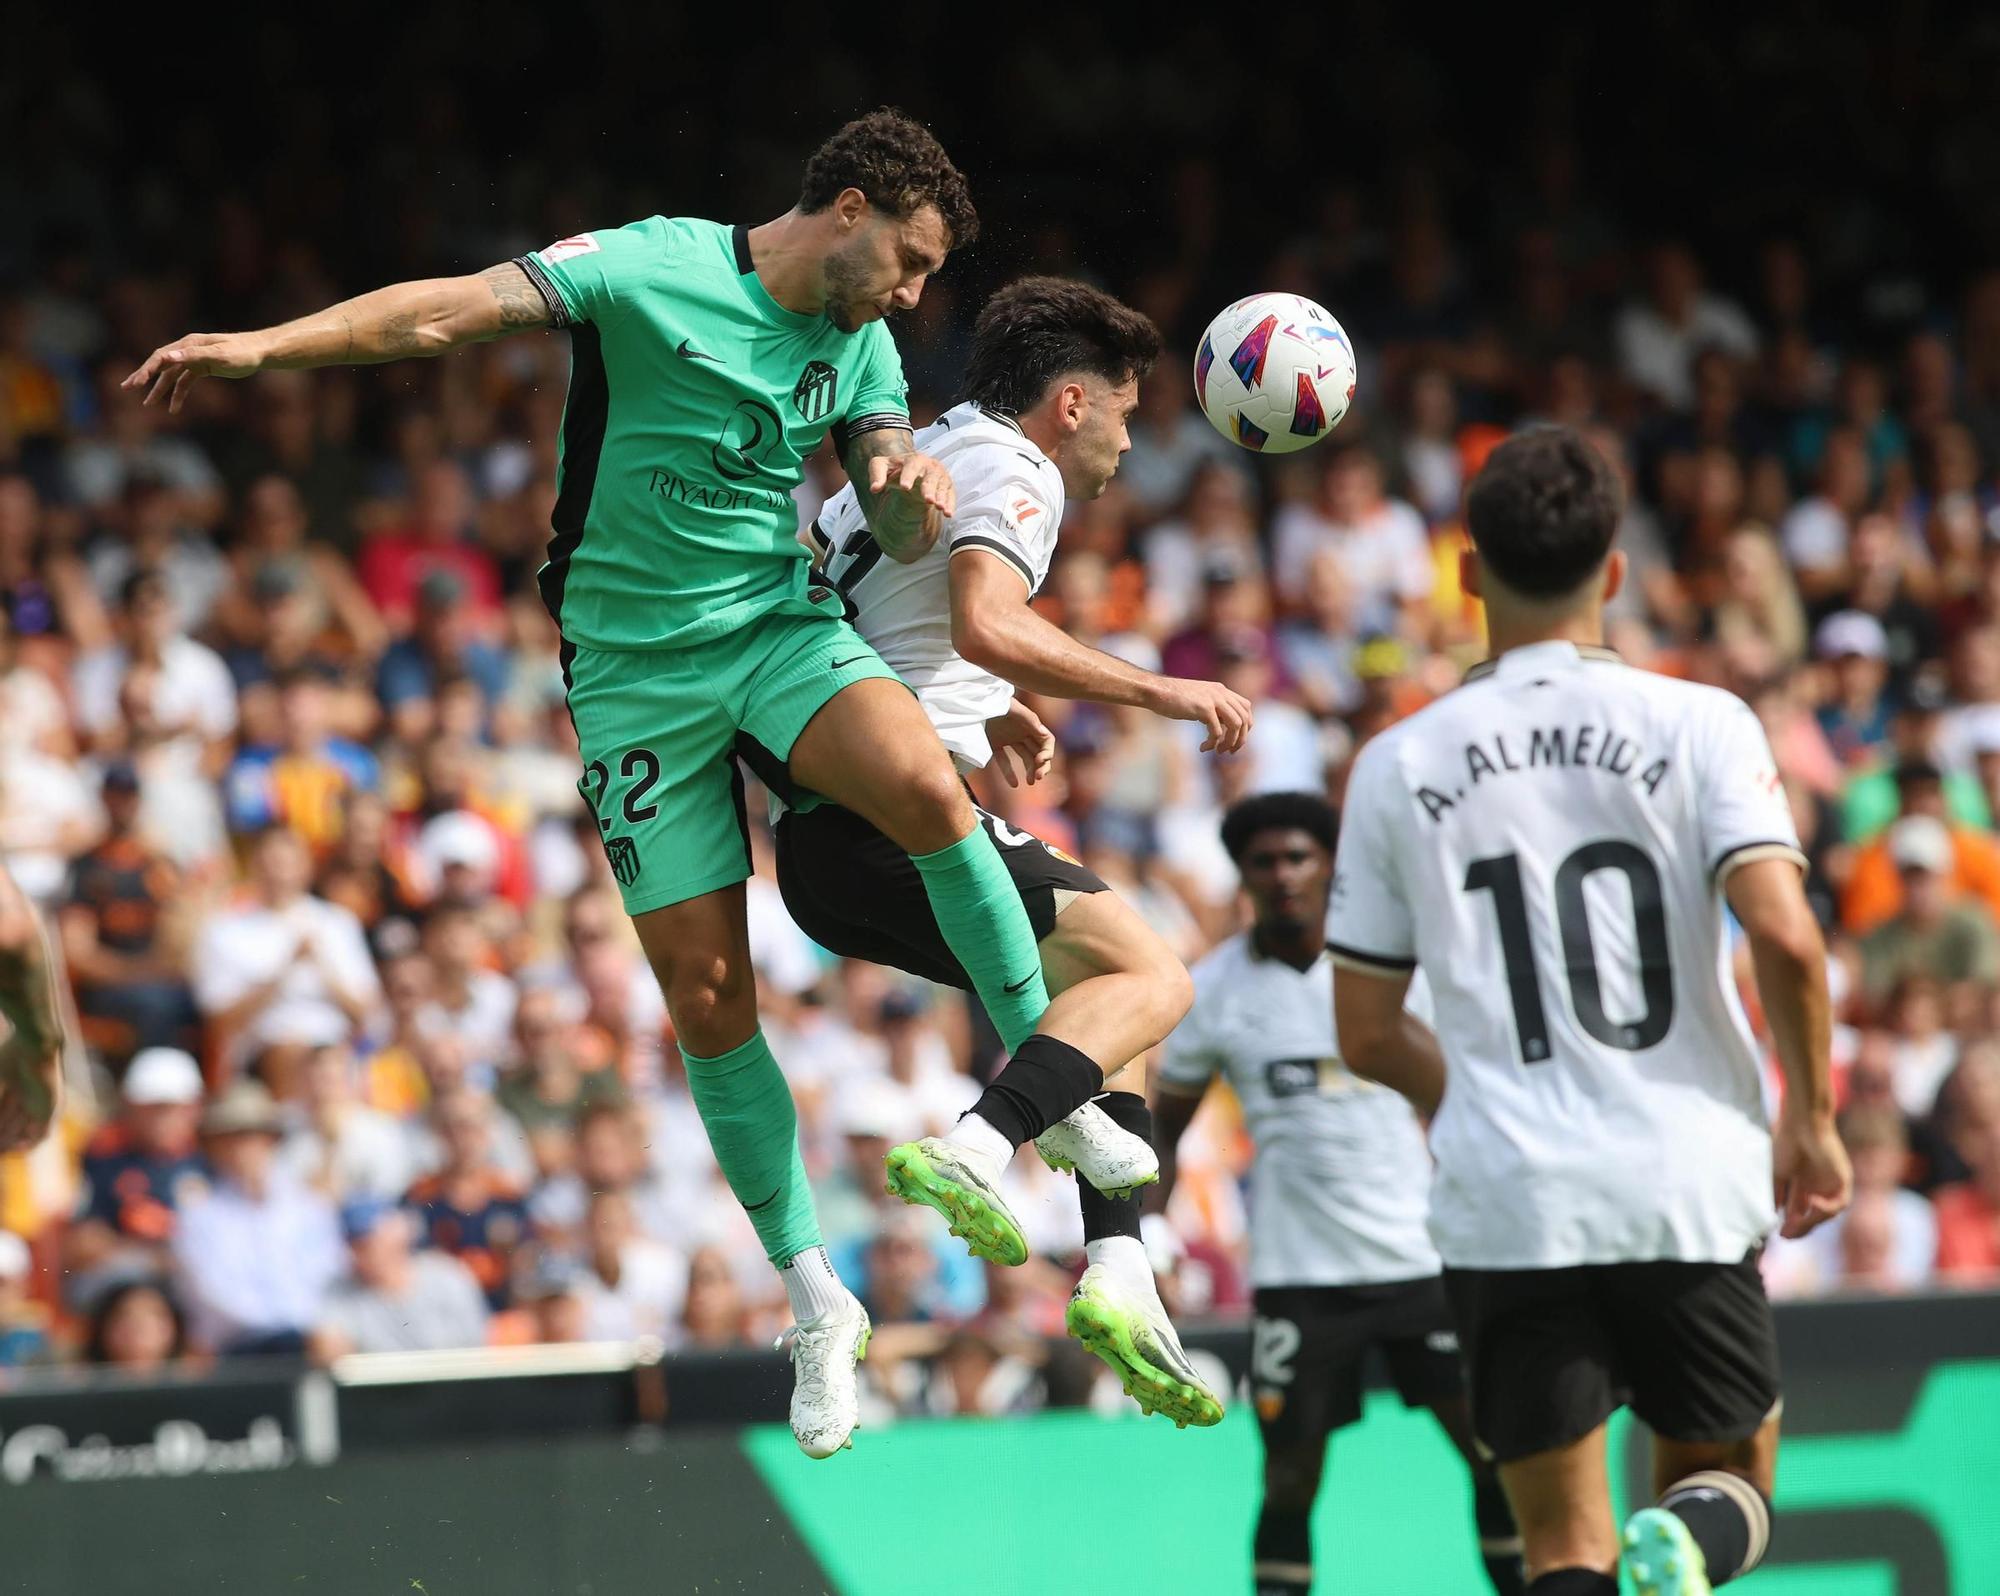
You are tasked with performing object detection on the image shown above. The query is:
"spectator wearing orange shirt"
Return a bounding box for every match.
[1842,759,2000,934]
[403,1088,530,1308]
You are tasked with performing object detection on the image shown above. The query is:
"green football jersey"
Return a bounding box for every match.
[517,218,910,651]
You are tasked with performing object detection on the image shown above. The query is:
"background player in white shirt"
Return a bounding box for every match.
[779,277,1253,1426]
[1328,428,1851,1596]
[1151,792,1524,1596]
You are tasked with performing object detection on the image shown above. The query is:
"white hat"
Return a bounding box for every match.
[123,1047,205,1106]
[416,810,500,877]
[1814,610,1889,662]
[0,1232,29,1280]
[1889,814,1953,876]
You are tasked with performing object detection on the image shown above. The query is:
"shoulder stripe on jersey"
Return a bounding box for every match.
[950,536,1036,589]
[976,404,1026,436]
[1325,938,1418,974]
[512,255,572,329]
[731,224,755,274]
[1712,840,1809,883]
[1462,643,1621,683]
[535,323,609,629]
[807,520,832,558]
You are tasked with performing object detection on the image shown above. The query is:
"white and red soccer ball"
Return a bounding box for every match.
[1194,292,1356,455]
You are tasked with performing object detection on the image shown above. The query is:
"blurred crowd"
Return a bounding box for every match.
[5,31,2000,1417]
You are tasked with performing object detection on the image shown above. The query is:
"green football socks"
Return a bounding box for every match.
[681,1029,822,1266]
[910,827,1050,1050]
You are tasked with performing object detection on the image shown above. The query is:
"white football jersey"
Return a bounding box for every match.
[812,402,1064,768]
[1160,932,1442,1289]
[1327,641,1805,1270]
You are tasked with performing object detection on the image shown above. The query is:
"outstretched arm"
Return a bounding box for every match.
[123,264,553,411]
[950,549,1254,753]
[1333,963,1447,1119]
[842,426,954,563]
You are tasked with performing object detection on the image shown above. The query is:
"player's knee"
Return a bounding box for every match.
[1152,953,1195,1032]
[883,758,973,853]
[657,954,754,1054]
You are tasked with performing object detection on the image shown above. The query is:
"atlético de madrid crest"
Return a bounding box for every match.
[793,361,838,424]
[604,835,642,886]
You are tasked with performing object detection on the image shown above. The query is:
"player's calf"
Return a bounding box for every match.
[1252,1450,1323,1596]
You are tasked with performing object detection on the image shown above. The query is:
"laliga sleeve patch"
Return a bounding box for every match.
[542,234,603,263]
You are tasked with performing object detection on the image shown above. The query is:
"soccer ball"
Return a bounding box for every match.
[1194,293,1356,454]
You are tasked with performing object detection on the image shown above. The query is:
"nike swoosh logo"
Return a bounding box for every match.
[1003,974,1036,994]
[745,1187,784,1211]
[677,339,721,362]
[829,656,868,670]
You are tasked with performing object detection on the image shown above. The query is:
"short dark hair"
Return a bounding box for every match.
[1221,792,1338,863]
[1465,427,1623,599]
[963,277,1163,416]
[798,109,978,249]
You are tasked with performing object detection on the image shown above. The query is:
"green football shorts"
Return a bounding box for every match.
[563,609,903,914]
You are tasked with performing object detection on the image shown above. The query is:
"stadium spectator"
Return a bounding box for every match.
[73,567,236,771]
[1841,759,2000,934]
[680,1244,754,1349]
[83,1277,190,1372]
[357,461,501,632]
[171,1081,344,1354]
[1271,445,1432,635]
[1614,240,1759,410]
[64,1046,206,1298]
[572,1188,688,1345]
[1859,817,2000,1008]
[221,669,380,847]
[496,988,622,1139]
[1813,610,1897,769]
[403,1087,531,1308]
[58,762,197,1062]
[276,1042,422,1202]
[192,824,383,1068]
[310,1199,489,1359]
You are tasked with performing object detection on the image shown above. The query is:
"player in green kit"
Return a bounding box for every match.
[127,112,1149,1458]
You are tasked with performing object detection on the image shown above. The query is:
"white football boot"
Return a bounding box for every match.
[1034,1098,1160,1197]
[778,1294,872,1458]
[1066,1262,1224,1428]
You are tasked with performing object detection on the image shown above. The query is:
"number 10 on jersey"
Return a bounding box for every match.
[1463,842,1675,1064]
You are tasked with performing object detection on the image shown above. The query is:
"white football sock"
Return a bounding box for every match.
[780,1244,850,1326]
[943,1112,1014,1178]
[1085,1235,1155,1295]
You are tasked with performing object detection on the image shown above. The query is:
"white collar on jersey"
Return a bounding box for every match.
[1462,640,1621,684]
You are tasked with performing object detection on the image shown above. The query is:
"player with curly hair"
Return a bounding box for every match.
[126,110,1155,1459]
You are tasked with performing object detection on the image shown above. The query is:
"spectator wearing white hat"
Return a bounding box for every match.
[65,1046,208,1297]
[1859,816,2000,1009]
[1813,609,1895,768]
[171,1080,344,1355]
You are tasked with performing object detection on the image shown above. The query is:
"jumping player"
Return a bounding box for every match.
[779,276,1251,1425]
[127,112,1142,1459]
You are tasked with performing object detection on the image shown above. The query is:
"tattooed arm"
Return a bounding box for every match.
[124,263,553,411]
[842,424,956,564]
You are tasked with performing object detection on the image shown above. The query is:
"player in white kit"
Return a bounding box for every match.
[1327,429,1851,1596]
[775,277,1251,1426]
[1150,792,1524,1596]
